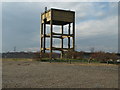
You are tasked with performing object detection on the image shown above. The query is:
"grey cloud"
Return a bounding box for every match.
[2,2,118,52]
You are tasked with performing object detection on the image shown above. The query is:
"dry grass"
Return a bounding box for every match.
[2,58,33,61]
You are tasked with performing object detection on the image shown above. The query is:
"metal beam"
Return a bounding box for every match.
[40,25,43,52]
[43,19,46,53]
[50,20,53,60]
[41,34,62,38]
[68,23,71,49]
[72,14,75,51]
[40,14,43,53]
[52,47,73,51]
[52,32,73,36]
[61,25,64,58]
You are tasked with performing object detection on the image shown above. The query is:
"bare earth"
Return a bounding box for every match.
[2,60,118,88]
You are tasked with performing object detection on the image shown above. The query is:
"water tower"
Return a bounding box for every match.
[40,8,75,59]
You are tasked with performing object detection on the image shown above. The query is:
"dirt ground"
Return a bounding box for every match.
[2,59,119,88]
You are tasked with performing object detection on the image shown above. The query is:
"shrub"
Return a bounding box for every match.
[91,51,118,63]
[64,50,84,59]
[33,52,41,61]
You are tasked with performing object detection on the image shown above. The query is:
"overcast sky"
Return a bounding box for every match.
[2,2,118,52]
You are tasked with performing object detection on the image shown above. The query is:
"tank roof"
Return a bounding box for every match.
[41,8,75,15]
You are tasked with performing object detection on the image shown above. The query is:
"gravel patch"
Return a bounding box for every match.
[2,60,118,88]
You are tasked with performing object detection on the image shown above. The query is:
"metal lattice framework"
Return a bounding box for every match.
[40,8,75,59]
